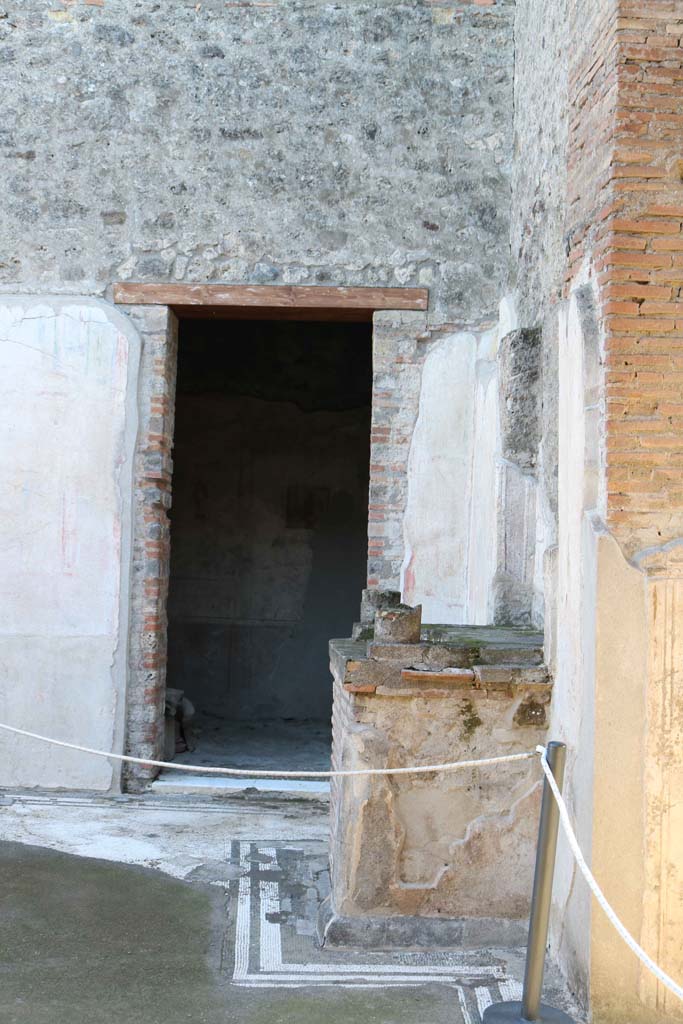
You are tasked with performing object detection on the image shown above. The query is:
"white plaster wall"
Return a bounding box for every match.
[546,292,595,1003]
[0,298,140,790]
[547,281,682,1022]
[467,328,500,623]
[395,292,555,627]
[401,330,499,623]
[547,285,609,1006]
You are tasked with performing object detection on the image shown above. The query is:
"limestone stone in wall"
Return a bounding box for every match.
[493,327,543,627]
[498,328,541,472]
[492,463,538,626]
[359,588,401,625]
[374,604,422,644]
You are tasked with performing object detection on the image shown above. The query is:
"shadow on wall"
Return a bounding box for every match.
[166,319,372,724]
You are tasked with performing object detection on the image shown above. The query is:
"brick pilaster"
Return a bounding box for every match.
[121,305,178,786]
[367,311,428,590]
[566,0,683,556]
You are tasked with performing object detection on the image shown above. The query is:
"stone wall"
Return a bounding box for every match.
[0,2,521,778]
[503,0,573,632]
[0,0,514,327]
[510,0,569,334]
[491,326,543,626]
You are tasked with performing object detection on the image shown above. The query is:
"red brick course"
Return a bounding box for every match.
[566,0,683,554]
[121,306,178,786]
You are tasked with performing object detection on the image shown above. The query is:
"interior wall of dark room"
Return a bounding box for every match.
[166,319,372,725]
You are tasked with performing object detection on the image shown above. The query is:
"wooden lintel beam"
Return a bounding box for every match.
[112,283,429,312]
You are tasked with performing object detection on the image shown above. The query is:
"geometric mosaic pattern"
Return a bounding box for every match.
[230,841,523,1021]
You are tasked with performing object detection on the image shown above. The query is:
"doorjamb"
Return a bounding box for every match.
[114,285,428,788]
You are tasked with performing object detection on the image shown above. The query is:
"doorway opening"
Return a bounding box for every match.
[162,317,372,787]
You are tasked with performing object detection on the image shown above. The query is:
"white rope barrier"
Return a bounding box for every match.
[0,722,536,779]
[1,720,680,1004]
[538,746,683,1004]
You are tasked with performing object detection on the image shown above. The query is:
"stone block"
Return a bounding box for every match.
[328,628,552,927]
[374,604,422,643]
[360,588,401,625]
[473,663,550,689]
[498,327,542,471]
[368,641,474,669]
[399,667,476,690]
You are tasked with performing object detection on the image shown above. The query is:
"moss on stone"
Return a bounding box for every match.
[460,699,483,738]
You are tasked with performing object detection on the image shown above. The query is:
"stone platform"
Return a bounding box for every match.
[328,622,550,946]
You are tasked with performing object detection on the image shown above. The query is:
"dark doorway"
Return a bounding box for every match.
[165,318,372,776]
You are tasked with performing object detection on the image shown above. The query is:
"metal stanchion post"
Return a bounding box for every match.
[483,741,575,1023]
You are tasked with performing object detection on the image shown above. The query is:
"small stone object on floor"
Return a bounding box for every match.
[164,688,196,756]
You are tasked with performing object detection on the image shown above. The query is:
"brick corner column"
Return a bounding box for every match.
[119,304,178,789]
[367,310,428,592]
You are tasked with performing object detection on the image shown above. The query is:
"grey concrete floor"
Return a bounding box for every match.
[155,717,332,797]
[0,841,229,1024]
[0,796,583,1024]
[172,716,332,772]
[0,841,480,1024]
